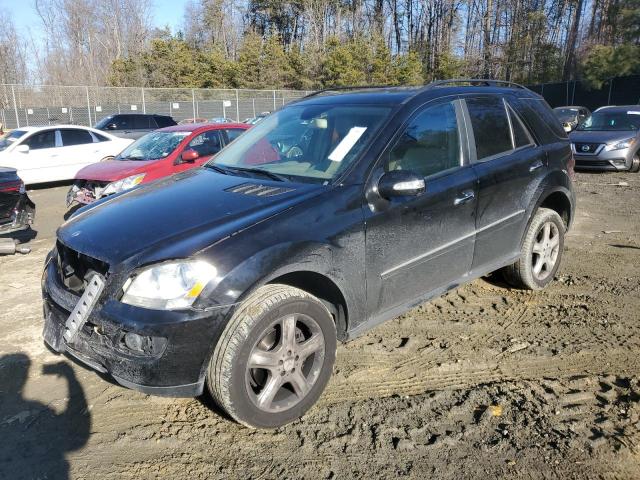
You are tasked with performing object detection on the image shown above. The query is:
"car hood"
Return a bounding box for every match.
[75,159,157,182]
[58,168,324,267]
[569,130,638,144]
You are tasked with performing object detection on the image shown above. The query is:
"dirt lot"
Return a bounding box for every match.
[1,173,639,479]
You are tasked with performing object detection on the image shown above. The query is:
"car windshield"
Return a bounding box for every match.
[0,130,28,152]
[576,111,640,132]
[116,131,190,161]
[208,104,391,183]
[554,108,579,122]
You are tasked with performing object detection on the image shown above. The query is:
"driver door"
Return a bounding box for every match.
[174,130,223,173]
[364,99,478,316]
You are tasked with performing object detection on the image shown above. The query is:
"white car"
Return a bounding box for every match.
[0,125,133,184]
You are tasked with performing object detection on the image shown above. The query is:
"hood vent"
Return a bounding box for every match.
[225,183,294,197]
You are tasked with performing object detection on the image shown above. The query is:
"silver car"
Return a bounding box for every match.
[569,106,640,172]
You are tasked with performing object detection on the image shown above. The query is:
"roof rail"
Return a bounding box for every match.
[301,85,401,99]
[427,78,528,89]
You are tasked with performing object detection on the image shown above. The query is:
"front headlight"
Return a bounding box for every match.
[605,137,636,151]
[121,260,218,310]
[102,173,145,196]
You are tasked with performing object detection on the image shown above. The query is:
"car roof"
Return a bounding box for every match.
[157,122,250,133]
[554,106,586,109]
[11,125,96,132]
[291,81,539,107]
[595,105,640,113]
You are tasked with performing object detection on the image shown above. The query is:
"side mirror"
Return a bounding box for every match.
[181,149,199,163]
[106,123,118,130]
[378,170,425,198]
[16,144,29,154]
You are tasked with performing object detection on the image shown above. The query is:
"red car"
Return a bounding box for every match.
[67,123,250,208]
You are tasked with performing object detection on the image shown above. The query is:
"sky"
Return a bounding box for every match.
[2,0,191,39]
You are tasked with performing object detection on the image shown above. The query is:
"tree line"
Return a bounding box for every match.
[2,0,638,89]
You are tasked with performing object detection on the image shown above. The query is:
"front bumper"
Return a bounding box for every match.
[573,145,634,171]
[0,193,35,234]
[41,257,232,397]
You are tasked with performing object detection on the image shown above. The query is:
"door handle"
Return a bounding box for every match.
[454,190,475,206]
[529,160,544,172]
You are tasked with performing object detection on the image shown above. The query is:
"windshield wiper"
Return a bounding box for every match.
[205,164,233,175]
[223,165,288,182]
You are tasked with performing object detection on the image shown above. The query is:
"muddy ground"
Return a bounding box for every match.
[1,172,639,479]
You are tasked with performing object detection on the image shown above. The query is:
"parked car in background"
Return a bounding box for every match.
[94,114,177,140]
[243,112,270,125]
[553,106,590,132]
[209,117,235,124]
[0,167,35,234]
[0,126,132,184]
[67,122,250,208]
[569,106,640,172]
[178,118,208,125]
[43,80,575,429]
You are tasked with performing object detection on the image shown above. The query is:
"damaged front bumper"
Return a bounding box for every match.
[41,254,232,397]
[0,193,35,235]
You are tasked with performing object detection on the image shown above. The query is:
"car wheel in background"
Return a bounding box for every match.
[207,284,336,429]
[503,208,565,290]
[630,154,640,173]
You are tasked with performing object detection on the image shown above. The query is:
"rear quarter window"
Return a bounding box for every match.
[517,98,568,144]
[155,116,177,128]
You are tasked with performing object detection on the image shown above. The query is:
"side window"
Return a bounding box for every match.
[132,115,151,129]
[60,129,94,146]
[465,97,512,160]
[155,116,175,128]
[225,128,245,143]
[91,131,111,142]
[188,131,222,157]
[111,115,129,130]
[386,101,461,178]
[25,130,56,150]
[507,104,535,148]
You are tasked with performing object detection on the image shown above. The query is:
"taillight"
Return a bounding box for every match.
[0,181,23,193]
[567,154,576,180]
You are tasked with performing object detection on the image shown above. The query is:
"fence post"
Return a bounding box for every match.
[273,90,276,111]
[86,86,92,126]
[191,89,196,119]
[141,88,146,114]
[607,78,614,105]
[235,89,240,121]
[11,85,19,128]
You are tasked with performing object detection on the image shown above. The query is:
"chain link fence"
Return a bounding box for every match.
[527,75,640,111]
[0,84,311,129]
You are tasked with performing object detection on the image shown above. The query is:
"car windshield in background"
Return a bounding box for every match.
[554,108,578,116]
[116,131,190,161]
[209,104,391,183]
[576,111,640,132]
[0,130,28,152]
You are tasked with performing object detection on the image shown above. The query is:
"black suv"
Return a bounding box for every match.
[42,80,575,428]
[94,113,177,139]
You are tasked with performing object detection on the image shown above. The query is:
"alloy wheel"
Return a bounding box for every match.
[531,221,560,281]
[245,313,325,413]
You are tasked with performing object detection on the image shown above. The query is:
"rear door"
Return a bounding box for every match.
[59,128,104,179]
[462,95,544,273]
[364,98,478,316]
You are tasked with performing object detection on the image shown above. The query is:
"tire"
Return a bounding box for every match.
[207,284,337,429]
[630,154,640,173]
[503,208,565,290]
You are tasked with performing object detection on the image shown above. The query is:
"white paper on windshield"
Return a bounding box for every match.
[627,111,640,115]
[328,127,367,162]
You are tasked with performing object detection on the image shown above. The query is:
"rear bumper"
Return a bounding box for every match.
[0,194,35,234]
[41,256,232,397]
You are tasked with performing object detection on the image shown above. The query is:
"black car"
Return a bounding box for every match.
[42,80,575,428]
[0,167,35,235]
[94,114,177,140]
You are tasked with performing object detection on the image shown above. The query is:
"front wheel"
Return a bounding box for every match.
[207,284,336,429]
[629,154,640,173]
[503,208,565,290]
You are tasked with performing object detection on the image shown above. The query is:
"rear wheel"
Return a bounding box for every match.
[630,154,640,173]
[207,284,336,429]
[503,208,565,290]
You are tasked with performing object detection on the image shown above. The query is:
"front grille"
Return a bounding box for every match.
[225,183,294,197]
[56,241,109,294]
[574,143,602,154]
[575,159,610,167]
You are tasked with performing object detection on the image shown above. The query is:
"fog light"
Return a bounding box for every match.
[612,159,625,165]
[124,332,144,352]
